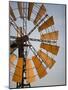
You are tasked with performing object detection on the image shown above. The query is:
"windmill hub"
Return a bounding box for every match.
[22,35,29,42]
[16,35,29,45]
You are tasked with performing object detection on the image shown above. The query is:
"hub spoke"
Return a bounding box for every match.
[29,38,57,43]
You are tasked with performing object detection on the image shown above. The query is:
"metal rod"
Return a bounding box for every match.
[10,36,17,39]
[10,17,18,28]
[10,17,24,36]
[28,41,37,56]
[10,22,22,36]
[29,38,57,43]
[28,41,47,64]
[10,48,17,54]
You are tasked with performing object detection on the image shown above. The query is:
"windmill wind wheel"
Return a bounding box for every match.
[9,1,66,89]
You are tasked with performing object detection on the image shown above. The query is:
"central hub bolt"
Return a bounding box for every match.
[22,35,29,42]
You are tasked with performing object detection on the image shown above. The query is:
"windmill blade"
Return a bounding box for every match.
[37,50,56,69]
[10,54,17,63]
[38,16,54,32]
[12,58,23,82]
[32,56,47,79]
[41,31,58,40]
[17,2,23,18]
[9,5,16,21]
[34,4,46,24]
[28,2,34,20]
[26,58,36,83]
[40,43,59,55]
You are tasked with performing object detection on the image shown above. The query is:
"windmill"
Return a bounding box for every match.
[9,1,60,88]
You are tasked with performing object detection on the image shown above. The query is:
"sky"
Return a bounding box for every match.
[9,1,66,88]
